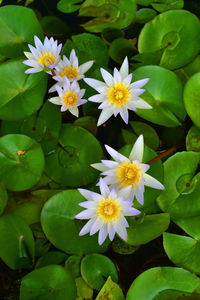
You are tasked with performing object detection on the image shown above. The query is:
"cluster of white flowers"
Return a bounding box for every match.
[23,36,164,245]
[23,35,151,123]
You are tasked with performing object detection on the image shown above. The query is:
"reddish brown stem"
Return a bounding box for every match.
[146,142,184,165]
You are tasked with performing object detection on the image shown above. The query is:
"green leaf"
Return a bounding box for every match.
[75,277,93,300]
[0,214,34,269]
[173,216,200,241]
[96,276,125,300]
[20,265,76,300]
[13,202,41,225]
[101,28,124,44]
[186,126,200,152]
[0,59,47,121]
[62,33,109,67]
[35,251,68,269]
[0,5,43,58]
[157,152,200,217]
[109,38,137,64]
[79,0,137,33]
[0,134,45,191]
[163,233,200,275]
[81,254,118,290]
[73,116,97,136]
[152,0,184,13]
[41,190,110,255]
[0,182,7,215]
[127,213,170,246]
[126,267,200,300]
[136,8,157,24]
[112,237,138,255]
[45,124,102,187]
[138,10,200,70]
[57,0,82,13]
[184,72,200,129]
[40,16,69,35]
[65,255,82,278]
[132,65,186,127]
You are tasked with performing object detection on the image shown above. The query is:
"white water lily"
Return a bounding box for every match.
[75,178,141,245]
[84,57,151,126]
[48,76,87,116]
[23,35,62,74]
[49,49,94,93]
[91,135,164,205]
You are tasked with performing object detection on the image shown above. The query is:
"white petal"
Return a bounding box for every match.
[131,99,152,109]
[129,135,144,162]
[113,68,122,83]
[101,160,119,169]
[119,108,129,124]
[69,107,79,117]
[48,97,61,105]
[90,218,104,235]
[88,94,105,103]
[101,169,116,176]
[117,185,132,199]
[100,68,113,86]
[107,223,116,241]
[98,101,110,110]
[143,173,164,190]
[25,68,40,74]
[120,56,129,79]
[141,163,150,172]
[103,176,117,185]
[123,205,141,216]
[75,209,94,219]
[84,78,107,94]
[98,225,108,245]
[99,178,110,197]
[131,78,150,89]
[134,88,146,96]
[97,108,114,126]
[114,220,127,241]
[91,163,108,172]
[79,219,95,236]
[134,185,144,205]
[91,192,104,202]
[79,60,94,75]
[108,188,117,199]
[61,106,67,112]
[79,201,94,209]
[123,73,132,85]
[105,145,128,163]
[78,188,93,201]
[34,35,43,50]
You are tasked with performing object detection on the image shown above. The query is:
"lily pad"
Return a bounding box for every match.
[20,265,76,300]
[0,59,47,121]
[0,182,7,215]
[186,126,200,152]
[96,276,125,300]
[136,8,157,24]
[57,0,82,13]
[152,0,184,13]
[0,214,34,270]
[126,267,200,300]
[41,190,110,255]
[133,65,186,127]
[45,124,102,187]
[81,254,118,290]
[35,251,68,269]
[184,72,200,129]
[138,10,200,70]
[0,134,45,191]
[0,5,43,58]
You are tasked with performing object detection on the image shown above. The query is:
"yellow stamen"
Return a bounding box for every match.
[60,66,79,79]
[116,161,142,187]
[17,150,26,156]
[97,198,121,223]
[63,91,78,107]
[107,83,130,106]
[38,51,57,67]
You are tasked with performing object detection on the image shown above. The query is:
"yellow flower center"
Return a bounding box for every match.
[116,161,142,187]
[107,83,130,106]
[97,198,121,223]
[62,91,78,107]
[60,66,79,79]
[38,51,57,67]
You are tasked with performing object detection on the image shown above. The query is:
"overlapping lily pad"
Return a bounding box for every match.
[0,182,7,216]
[0,5,43,58]
[0,134,45,191]
[138,10,200,70]
[41,190,110,255]
[132,65,186,126]
[0,59,47,121]
[45,124,102,187]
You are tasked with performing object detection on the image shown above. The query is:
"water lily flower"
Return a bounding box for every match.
[91,135,164,205]
[84,57,151,126]
[48,77,87,116]
[75,178,141,245]
[23,35,62,74]
[49,49,94,93]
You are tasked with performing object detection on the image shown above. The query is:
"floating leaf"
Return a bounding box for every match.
[20,265,76,300]
[0,214,34,269]
[152,0,184,13]
[45,124,102,187]
[186,126,200,152]
[132,65,186,127]
[35,251,68,269]
[109,38,137,64]
[41,190,110,255]
[96,276,125,300]
[0,182,7,216]
[126,267,200,300]
[136,8,157,24]
[57,0,82,13]
[0,134,45,191]
[76,277,93,300]
[0,59,47,121]
[138,10,200,70]
[0,5,43,58]
[81,254,118,290]
[65,255,82,278]
[101,28,124,44]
